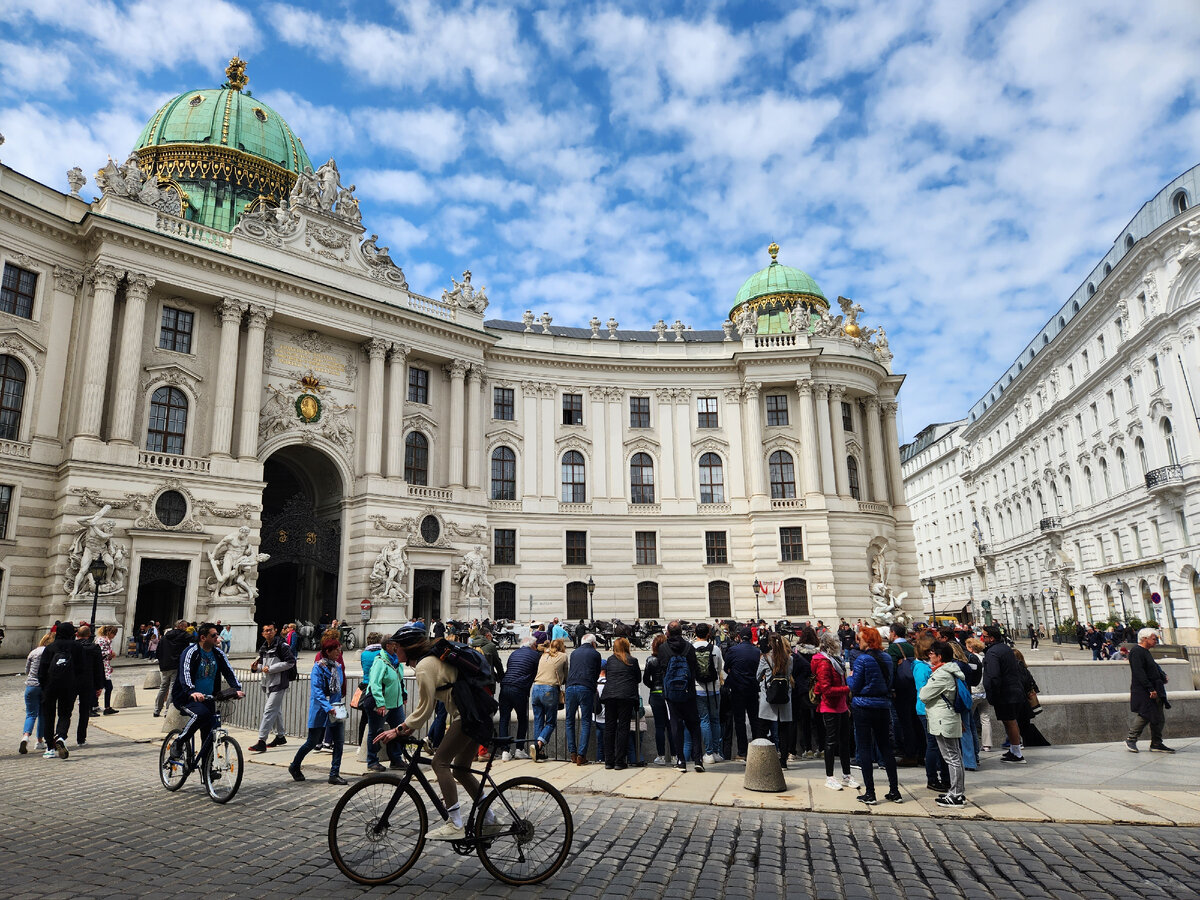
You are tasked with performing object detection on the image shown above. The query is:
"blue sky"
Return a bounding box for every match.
[2,0,1199,440]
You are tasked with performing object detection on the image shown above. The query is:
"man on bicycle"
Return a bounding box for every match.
[171,622,243,758]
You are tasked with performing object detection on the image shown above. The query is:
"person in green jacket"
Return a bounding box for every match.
[918,640,967,809]
[366,636,407,772]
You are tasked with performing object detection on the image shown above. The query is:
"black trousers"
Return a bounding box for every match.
[76,688,97,743]
[668,695,703,763]
[853,706,898,797]
[42,689,75,742]
[603,698,636,765]
[822,711,852,778]
[728,686,759,757]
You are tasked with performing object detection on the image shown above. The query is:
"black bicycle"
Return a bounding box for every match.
[328,734,573,886]
[158,690,244,804]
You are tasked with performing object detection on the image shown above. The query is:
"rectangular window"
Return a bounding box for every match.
[841,401,853,433]
[565,530,587,566]
[493,387,514,421]
[1081,350,1090,374]
[562,393,583,425]
[158,305,194,353]
[0,263,36,319]
[765,394,789,426]
[407,367,429,404]
[697,396,718,429]
[1067,364,1074,387]
[1106,390,1116,421]
[780,526,804,562]
[1089,403,1099,432]
[1179,510,1191,545]
[634,531,657,565]
[1111,529,1124,563]
[493,528,516,566]
[1151,356,1162,389]
[1151,518,1163,553]
[1124,376,1135,409]
[1132,524,1143,558]
[1097,335,1106,360]
[629,396,650,428]
[707,581,731,618]
[0,484,11,539]
[705,531,728,566]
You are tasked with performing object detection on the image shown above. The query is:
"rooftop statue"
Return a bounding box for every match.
[441,270,488,313]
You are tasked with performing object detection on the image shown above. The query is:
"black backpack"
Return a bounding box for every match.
[764,668,790,705]
[430,639,499,744]
[46,645,75,690]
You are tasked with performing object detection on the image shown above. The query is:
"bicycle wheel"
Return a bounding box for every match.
[328,775,427,885]
[202,734,243,803]
[159,730,188,791]
[474,776,573,885]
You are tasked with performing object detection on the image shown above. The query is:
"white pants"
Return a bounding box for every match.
[258,689,288,741]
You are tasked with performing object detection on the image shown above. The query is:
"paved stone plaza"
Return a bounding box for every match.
[4,673,1200,899]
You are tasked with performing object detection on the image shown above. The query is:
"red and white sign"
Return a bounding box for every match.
[360,598,373,611]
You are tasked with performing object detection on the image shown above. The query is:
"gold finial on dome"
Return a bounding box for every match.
[768,242,780,262]
[225,56,248,91]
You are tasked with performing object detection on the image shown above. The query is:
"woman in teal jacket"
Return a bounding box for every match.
[912,633,949,793]
[365,636,407,772]
[288,637,347,785]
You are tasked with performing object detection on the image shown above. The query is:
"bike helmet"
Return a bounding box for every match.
[390,623,427,647]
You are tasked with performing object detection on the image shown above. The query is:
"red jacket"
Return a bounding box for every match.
[811,652,850,714]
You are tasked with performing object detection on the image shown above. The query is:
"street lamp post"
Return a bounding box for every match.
[999,593,1010,636]
[922,577,937,624]
[586,576,596,624]
[1043,587,1061,644]
[1116,580,1130,626]
[87,557,108,631]
[752,579,761,623]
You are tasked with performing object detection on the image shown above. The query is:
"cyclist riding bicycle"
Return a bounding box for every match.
[170,622,244,758]
[375,624,496,841]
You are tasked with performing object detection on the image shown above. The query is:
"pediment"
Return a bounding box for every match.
[557,432,593,449]
[142,361,204,391]
[486,427,524,448]
[404,412,438,434]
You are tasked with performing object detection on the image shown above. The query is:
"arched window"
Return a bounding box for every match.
[146,386,188,454]
[490,446,516,500]
[1037,491,1046,515]
[846,456,861,500]
[1117,448,1128,488]
[769,450,795,499]
[784,577,809,617]
[1163,418,1179,465]
[566,580,589,620]
[1173,190,1190,215]
[1104,263,1111,275]
[404,432,429,485]
[1125,234,1135,250]
[637,581,660,619]
[1051,481,1061,513]
[1135,437,1148,475]
[493,581,516,620]
[1083,466,1094,505]
[561,451,586,503]
[0,355,28,441]
[698,452,724,504]
[1099,458,1111,497]
[1026,497,1034,531]
[707,581,731,618]
[1064,474,1075,510]
[630,452,655,504]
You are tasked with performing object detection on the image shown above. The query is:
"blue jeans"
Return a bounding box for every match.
[23,684,43,739]
[959,712,978,770]
[531,685,559,747]
[366,705,405,766]
[293,723,344,775]
[696,692,721,756]
[564,685,594,757]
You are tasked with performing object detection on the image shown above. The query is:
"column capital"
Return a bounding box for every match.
[53,265,84,294]
[125,273,156,301]
[881,400,899,418]
[828,384,846,402]
[465,363,485,384]
[813,381,831,399]
[362,337,389,360]
[743,381,761,400]
[215,297,245,325]
[388,342,409,364]
[794,377,815,397]
[445,358,469,380]
[723,386,743,403]
[87,262,123,292]
[865,395,881,413]
[245,304,273,330]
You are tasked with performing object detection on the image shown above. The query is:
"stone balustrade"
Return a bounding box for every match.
[138,450,212,473]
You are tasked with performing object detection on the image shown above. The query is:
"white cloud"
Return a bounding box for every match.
[0,41,72,96]
[355,169,436,206]
[363,107,466,170]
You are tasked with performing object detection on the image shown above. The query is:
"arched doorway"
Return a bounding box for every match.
[256,445,344,629]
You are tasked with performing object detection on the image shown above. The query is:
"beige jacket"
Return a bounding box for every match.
[533,650,569,686]
[404,654,457,732]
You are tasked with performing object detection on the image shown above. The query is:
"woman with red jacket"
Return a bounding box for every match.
[811,631,857,792]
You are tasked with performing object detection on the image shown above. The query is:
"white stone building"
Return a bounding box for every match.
[0,61,919,655]
[916,164,1200,643]
[899,420,978,623]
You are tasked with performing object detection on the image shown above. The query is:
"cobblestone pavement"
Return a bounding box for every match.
[5,678,1200,899]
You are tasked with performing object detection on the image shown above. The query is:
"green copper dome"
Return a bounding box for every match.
[131,57,312,232]
[729,243,829,334]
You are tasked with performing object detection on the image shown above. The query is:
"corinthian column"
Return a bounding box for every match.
[828,386,850,497]
[209,298,244,457]
[814,382,837,495]
[110,273,156,443]
[465,365,484,489]
[386,343,408,478]
[882,400,905,507]
[795,379,821,496]
[76,263,123,438]
[865,397,889,503]
[361,338,389,474]
[743,382,766,497]
[236,305,272,459]
[446,360,468,488]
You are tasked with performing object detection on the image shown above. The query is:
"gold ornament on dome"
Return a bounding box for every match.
[768,241,780,261]
[134,144,297,203]
[225,56,248,92]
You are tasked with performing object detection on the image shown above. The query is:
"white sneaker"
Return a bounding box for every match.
[702,753,716,765]
[842,774,860,789]
[426,820,466,841]
[501,751,511,762]
[513,748,530,760]
[714,753,727,762]
[652,756,667,766]
[824,776,843,791]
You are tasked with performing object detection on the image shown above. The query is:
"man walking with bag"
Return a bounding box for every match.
[1126,628,1175,753]
[153,619,191,717]
[248,622,296,753]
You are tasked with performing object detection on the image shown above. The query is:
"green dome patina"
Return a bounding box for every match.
[132,57,312,232]
[730,243,829,334]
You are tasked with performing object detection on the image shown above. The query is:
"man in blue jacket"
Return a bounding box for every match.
[723,628,762,760]
[498,635,539,760]
[564,634,601,764]
[170,623,243,759]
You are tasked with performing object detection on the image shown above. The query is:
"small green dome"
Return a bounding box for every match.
[131,58,312,232]
[729,243,828,334]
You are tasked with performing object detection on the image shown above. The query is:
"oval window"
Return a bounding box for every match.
[155,490,187,527]
[420,515,441,544]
